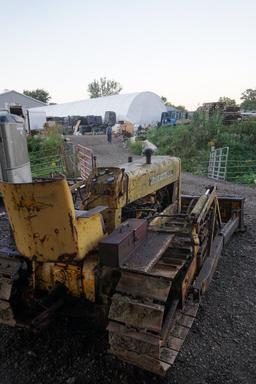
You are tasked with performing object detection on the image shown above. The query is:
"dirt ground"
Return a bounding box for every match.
[69,135,140,166]
[0,135,255,384]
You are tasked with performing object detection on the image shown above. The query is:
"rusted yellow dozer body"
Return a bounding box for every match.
[0,179,106,326]
[84,155,181,232]
[0,155,244,376]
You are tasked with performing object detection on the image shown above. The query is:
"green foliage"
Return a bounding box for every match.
[233,172,256,184]
[161,96,167,103]
[28,128,65,177]
[129,112,256,184]
[146,123,209,171]
[88,77,122,98]
[23,88,51,103]
[161,96,187,110]
[218,96,237,107]
[240,88,256,111]
[27,127,63,152]
[128,140,143,155]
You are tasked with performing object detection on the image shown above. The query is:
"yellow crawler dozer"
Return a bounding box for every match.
[0,153,244,375]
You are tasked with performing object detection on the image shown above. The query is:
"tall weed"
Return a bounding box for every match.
[130,113,256,183]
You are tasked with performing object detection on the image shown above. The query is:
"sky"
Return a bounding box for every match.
[0,0,255,110]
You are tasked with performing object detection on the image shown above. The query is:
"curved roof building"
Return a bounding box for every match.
[30,91,167,126]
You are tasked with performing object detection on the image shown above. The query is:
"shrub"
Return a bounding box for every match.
[129,113,256,184]
[128,140,143,155]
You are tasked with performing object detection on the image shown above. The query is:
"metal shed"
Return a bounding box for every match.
[0,90,46,109]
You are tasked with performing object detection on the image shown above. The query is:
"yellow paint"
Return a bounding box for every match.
[125,156,180,204]
[87,156,181,232]
[76,214,104,258]
[36,258,97,301]
[101,208,122,234]
[82,255,98,301]
[36,262,81,297]
[0,179,104,262]
[0,156,181,304]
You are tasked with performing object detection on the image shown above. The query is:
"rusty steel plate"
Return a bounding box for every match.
[100,219,147,268]
[121,231,175,273]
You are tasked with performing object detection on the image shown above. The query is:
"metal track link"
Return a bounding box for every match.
[108,216,197,375]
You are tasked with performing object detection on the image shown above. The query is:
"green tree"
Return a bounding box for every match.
[161,96,186,110]
[176,105,186,111]
[218,96,237,107]
[88,77,122,98]
[240,88,256,111]
[23,89,51,103]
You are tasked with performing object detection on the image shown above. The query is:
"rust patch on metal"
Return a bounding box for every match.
[16,197,52,215]
[57,253,77,262]
[68,212,78,243]
[40,235,47,244]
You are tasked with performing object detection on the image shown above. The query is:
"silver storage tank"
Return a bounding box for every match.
[0,111,32,182]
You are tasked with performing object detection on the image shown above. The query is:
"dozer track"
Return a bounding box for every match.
[108,215,199,376]
[106,189,245,375]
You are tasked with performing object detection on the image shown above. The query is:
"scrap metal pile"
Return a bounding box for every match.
[199,102,242,124]
[48,111,117,135]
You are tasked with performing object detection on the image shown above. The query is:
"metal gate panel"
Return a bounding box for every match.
[208,147,229,181]
[76,144,93,181]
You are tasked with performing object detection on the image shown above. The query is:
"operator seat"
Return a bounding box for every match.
[0,179,106,262]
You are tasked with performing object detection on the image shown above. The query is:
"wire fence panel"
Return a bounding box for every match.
[62,143,80,178]
[30,150,66,178]
[30,143,95,180]
[225,160,256,183]
[30,144,76,178]
[183,154,256,185]
[29,143,256,185]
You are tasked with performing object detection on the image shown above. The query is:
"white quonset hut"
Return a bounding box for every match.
[30,92,167,126]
